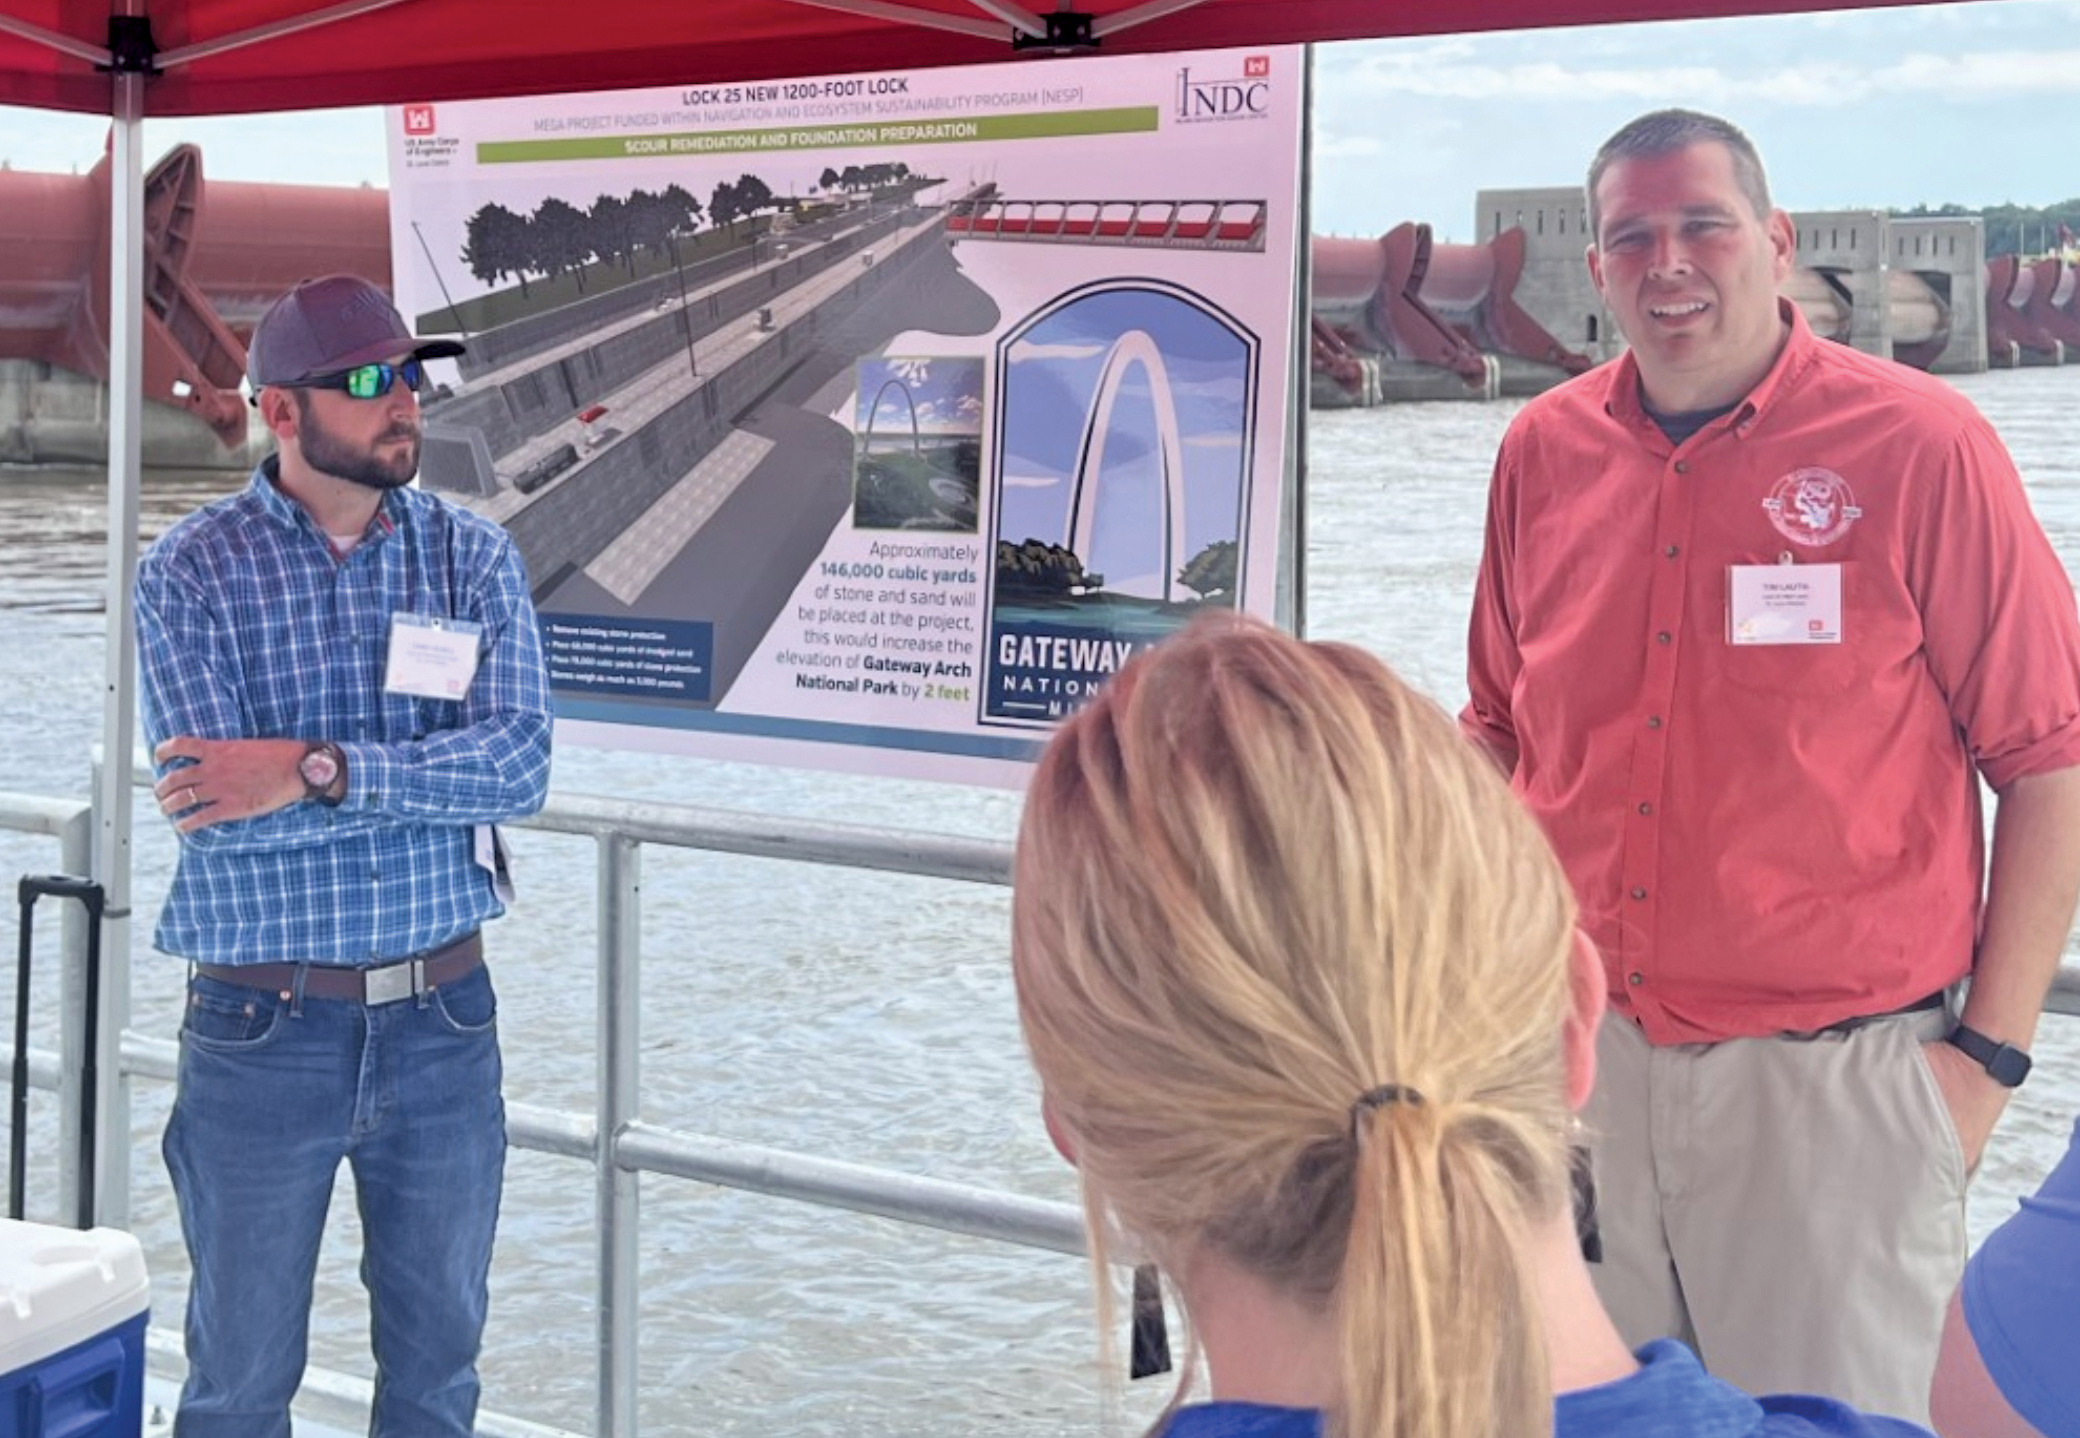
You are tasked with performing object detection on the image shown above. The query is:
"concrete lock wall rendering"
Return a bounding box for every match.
[423,213,911,477]
[454,221,944,703]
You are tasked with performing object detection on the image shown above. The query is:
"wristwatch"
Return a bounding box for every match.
[298,742,345,806]
[1946,1024,2032,1089]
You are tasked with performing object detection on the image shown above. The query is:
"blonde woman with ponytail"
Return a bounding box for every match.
[1011,615,1932,1438]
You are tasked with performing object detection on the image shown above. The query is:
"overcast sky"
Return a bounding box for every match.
[1311,0,2080,239]
[2,0,2075,242]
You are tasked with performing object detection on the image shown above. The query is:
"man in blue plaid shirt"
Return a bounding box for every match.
[136,275,552,1438]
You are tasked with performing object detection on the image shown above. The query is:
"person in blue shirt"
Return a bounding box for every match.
[136,274,552,1438]
[1009,616,1928,1438]
[1930,1117,2080,1438]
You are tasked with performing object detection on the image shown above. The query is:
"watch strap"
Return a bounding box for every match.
[1946,1023,2031,1088]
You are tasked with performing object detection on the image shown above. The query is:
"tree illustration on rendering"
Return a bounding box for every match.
[708,178,743,235]
[833,161,912,194]
[453,177,715,302]
[460,202,534,296]
[588,194,634,276]
[1177,540,1239,606]
[629,184,703,259]
[733,173,778,223]
[530,197,595,291]
[996,540,1100,597]
[662,183,704,233]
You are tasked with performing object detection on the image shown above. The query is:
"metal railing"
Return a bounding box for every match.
[2,782,1079,1438]
[7,782,2080,1435]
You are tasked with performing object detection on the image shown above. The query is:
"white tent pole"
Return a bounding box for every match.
[92,63,145,1231]
[959,0,1048,37]
[154,0,417,70]
[0,12,110,63]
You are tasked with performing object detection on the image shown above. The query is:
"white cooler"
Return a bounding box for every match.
[0,1219,149,1438]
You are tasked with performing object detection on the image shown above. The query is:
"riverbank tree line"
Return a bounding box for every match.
[1892,200,2080,258]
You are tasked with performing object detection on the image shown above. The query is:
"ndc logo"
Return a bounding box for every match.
[403,105,437,135]
[1175,61,1270,123]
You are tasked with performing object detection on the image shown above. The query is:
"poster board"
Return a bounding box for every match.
[387,46,1304,785]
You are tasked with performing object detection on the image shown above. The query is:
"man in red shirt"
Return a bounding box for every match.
[1463,108,2080,1421]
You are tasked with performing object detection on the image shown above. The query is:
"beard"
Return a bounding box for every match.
[296,401,421,491]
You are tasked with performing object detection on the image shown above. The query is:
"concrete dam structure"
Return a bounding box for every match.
[0,142,387,466]
[1311,220,1594,404]
[1989,252,2080,365]
[1311,187,2078,406]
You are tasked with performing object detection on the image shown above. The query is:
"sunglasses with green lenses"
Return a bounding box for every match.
[303,358,426,400]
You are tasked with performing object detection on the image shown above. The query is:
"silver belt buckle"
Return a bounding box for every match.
[362,960,420,1006]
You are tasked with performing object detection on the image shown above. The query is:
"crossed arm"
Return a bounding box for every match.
[137,533,553,848]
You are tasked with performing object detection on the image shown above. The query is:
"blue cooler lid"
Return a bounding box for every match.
[0,1220,149,1373]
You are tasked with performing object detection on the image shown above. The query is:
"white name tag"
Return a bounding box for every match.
[384,613,483,699]
[1729,563,1842,645]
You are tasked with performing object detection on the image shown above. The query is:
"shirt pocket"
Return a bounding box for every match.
[1714,560,1887,699]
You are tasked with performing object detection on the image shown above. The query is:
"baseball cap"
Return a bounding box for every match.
[246,274,465,390]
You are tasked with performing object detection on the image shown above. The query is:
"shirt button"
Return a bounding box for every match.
[1663,544,1679,558]
[1630,886,1648,900]
[1655,631,1673,645]
[1646,715,1663,729]
[1637,802,1654,816]
[1628,971,1645,985]
[1674,460,1689,474]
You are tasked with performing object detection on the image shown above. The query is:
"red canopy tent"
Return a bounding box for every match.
[0,0,1976,117]
[0,0,2007,1293]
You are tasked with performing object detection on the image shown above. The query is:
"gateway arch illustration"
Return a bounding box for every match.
[985,280,1259,727]
[862,376,924,457]
[851,355,985,532]
[1062,329,1190,601]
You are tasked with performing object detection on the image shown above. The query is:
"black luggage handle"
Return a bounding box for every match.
[11,874,107,1229]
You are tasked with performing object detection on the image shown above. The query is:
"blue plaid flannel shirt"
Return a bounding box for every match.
[136,461,554,965]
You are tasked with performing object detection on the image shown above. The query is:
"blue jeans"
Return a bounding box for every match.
[164,964,506,1438]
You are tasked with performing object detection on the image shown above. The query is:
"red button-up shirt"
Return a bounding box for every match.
[1464,305,2080,1043]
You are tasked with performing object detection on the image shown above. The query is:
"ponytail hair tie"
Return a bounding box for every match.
[1350,1083,1425,1138]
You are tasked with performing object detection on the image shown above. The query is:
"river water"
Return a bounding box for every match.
[3,370,2078,1435]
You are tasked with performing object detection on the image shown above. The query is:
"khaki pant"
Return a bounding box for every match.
[1585,1005,1967,1424]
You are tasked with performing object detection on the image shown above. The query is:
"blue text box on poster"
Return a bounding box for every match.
[545,614,715,704]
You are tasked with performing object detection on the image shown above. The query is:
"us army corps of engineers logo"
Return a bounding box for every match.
[1763,467,1862,547]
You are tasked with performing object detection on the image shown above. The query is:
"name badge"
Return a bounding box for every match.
[1728,563,1842,645]
[384,613,483,699]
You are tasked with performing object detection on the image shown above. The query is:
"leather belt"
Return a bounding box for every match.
[196,931,483,1005]
[1820,987,1948,1035]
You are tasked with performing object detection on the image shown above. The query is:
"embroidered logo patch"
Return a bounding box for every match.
[1762,468,1862,547]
